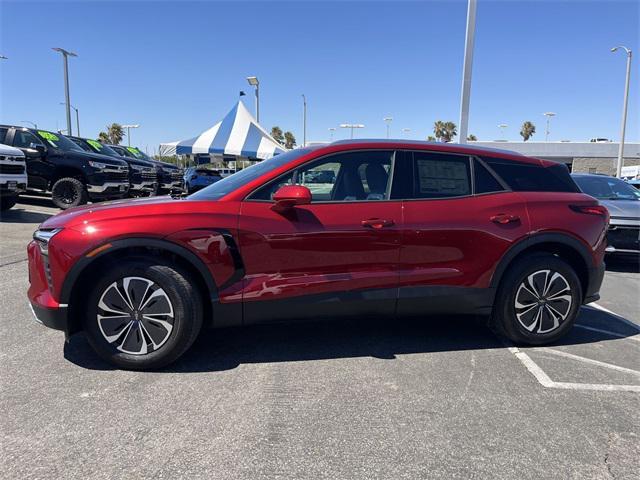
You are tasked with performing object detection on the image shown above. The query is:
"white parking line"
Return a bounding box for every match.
[508,347,640,393]
[537,347,640,377]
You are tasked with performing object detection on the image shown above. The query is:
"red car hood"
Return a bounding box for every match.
[41,196,187,229]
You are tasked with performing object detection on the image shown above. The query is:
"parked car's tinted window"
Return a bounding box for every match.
[250,150,394,202]
[13,130,45,149]
[474,160,505,194]
[411,152,471,199]
[483,157,579,193]
[573,175,640,201]
[0,127,8,144]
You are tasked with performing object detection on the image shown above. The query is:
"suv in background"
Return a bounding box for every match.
[106,145,161,196]
[122,146,183,195]
[0,143,27,211]
[28,140,607,369]
[67,137,157,197]
[183,166,222,193]
[0,125,130,209]
[572,173,640,254]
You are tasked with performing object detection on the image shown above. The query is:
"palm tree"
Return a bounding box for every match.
[520,121,536,142]
[284,131,296,149]
[434,120,457,142]
[427,135,436,141]
[467,134,477,141]
[98,123,125,145]
[270,126,284,145]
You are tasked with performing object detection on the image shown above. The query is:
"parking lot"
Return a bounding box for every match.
[1,196,639,479]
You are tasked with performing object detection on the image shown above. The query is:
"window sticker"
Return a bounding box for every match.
[416,159,469,195]
[87,139,104,151]
[127,146,141,155]
[38,131,59,147]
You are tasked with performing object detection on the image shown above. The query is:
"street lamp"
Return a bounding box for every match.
[543,112,556,141]
[302,94,307,147]
[52,47,77,136]
[328,127,336,141]
[401,128,411,138]
[339,124,365,139]
[498,123,508,140]
[246,76,260,122]
[59,102,80,136]
[21,120,38,129]
[122,124,140,146]
[384,117,393,138]
[611,46,633,178]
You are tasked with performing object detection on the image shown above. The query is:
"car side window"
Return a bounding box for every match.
[249,150,394,202]
[13,130,44,149]
[474,159,506,194]
[411,152,471,199]
[0,127,8,144]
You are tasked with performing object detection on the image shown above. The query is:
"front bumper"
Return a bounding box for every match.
[605,222,640,254]
[0,178,27,195]
[131,180,157,192]
[160,180,184,191]
[87,181,130,194]
[30,301,68,332]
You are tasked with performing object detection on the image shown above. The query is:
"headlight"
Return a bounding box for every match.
[88,160,108,169]
[33,228,63,255]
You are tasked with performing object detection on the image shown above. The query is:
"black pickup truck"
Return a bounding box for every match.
[116,146,184,195]
[68,137,157,197]
[0,125,129,209]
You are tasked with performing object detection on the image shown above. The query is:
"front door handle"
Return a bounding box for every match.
[490,213,520,224]
[362,218,395,229]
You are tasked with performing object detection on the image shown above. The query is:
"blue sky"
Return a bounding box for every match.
[1,0,638,153]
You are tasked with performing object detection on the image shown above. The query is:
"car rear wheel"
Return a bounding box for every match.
[51,177,88,209]
[83,259,203,370]
[491,253,582,345]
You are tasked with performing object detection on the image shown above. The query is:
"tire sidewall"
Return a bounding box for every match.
[496,255,582,345]
[84,261,200,370]
[51,177,87,209]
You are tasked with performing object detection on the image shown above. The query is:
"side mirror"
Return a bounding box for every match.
[34,145,46,156]
[272,185,312,212]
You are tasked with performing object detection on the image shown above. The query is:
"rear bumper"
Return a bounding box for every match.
[584,261,605,304]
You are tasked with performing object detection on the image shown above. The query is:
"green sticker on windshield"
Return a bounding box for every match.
[127,146,141,155]
[37,131,59,147]
[87,139,104,151]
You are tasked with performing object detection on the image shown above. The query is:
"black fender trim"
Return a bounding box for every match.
[489,232,596,291]
[59,237,219,306]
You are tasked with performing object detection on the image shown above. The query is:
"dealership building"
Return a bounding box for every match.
[472,141,640,177]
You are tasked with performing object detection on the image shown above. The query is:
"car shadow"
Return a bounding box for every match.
[63,306,639,373]
[0,209,52,224]
[605,255,640,273]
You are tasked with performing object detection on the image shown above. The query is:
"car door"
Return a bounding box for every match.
[394,150,530,316]
[10,129,49,190]
[238,150,402,324]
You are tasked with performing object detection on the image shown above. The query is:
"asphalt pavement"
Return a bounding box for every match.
[1,196,639,479]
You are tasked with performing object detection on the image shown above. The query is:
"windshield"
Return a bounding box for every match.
[189,149,310,201]
[36,131,83,152]
[573,175,640,201]
[73,138,121,157]
[125,146,152,161]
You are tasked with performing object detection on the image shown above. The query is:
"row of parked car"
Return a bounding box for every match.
[0,124,184,210]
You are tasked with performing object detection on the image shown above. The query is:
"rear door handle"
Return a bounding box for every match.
[361,218,395,229]
[490,213,520,224]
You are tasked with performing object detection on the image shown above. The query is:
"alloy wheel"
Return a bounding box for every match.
[514,269,572,334]
[97,276,175,355]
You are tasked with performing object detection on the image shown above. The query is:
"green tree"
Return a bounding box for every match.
[433,120,457,142]
[270,126,284,145]
[467,134,477,141]
[427,135,436,141]
[98,123,125,145]
[284,131,296,149]
[520,121,536,142]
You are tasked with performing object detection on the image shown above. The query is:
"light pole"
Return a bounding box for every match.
[384,117,393,138]
[339,124,365,139]
[543,112,556,141]
[498,123,508,140]
[21,120,38,129]
[122,124,140,146]
[302,94,307,147]
[52,48,77,136]
[60,102,80,136]
[246,76,260,122]
[611,46,633,178]
[328,127,336,141]
[402,128,411,138]
[458,0,477,144]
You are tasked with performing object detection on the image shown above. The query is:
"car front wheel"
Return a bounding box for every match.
[491,253,582,345]
[83,259,203,370]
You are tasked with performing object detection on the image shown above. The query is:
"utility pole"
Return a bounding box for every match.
[611,46,633,178]
[302,94,307,147]
[52,48,78,136]
[458,0,477,144]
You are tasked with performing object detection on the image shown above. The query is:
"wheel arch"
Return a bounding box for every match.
[63,237,218,335]
[490,233,594,299]
[51,166,87,188]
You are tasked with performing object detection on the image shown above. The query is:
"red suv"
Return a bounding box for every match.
[28,141,608,369]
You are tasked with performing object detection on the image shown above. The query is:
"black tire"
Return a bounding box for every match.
[0,194,18,211]
[83,259,203,370]
[490,253,582,345]
[51,177,88,209]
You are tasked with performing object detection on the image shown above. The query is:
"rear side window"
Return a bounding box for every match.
[483,157,579,193]
[411,152,471,199]
[0,127,8,144]
[474,160,505,194]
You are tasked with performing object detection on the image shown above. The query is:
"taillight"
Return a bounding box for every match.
[569,204,608,216]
